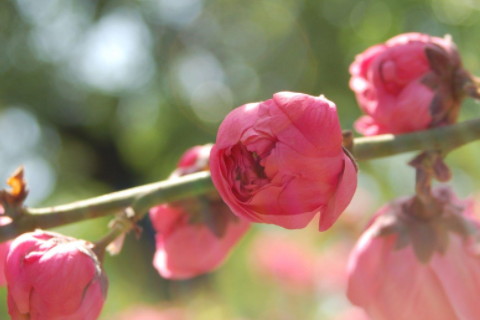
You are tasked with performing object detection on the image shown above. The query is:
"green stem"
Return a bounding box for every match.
[0,172,213,242]
[352,118,480,160]
[1,118,480,242]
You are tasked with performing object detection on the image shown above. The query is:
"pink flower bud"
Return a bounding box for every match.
[150,145,250,279]
[150,203,249,279]
[174,144,211,175]
[350,33,465,136]
[347,188,480,320]
[210,92,357,230]
[5,230,108,320]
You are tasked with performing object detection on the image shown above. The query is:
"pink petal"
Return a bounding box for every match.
[215,102,261,149]
[272,92,343,154]
[320,154,357,231]
[430,235,480,319]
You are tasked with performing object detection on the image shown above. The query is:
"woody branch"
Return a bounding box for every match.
[1,117,480,242]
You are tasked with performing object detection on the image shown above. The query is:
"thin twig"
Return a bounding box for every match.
[0,172,213,242]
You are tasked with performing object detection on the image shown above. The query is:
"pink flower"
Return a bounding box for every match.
[210,92,357,230]
[347,189,480,320]
[0,238,9,286]
[0,206,12,286]
[5,230,108,320]
[248,232,318,293]
[332,307,369,320]
[111,305,187,320]
[150,145,250,279]
[350,33,465,136]
[150,204,249,279]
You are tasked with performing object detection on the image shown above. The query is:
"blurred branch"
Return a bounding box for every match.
[1,118,480,241]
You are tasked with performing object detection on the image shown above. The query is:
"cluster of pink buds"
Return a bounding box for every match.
[345,33,480,320]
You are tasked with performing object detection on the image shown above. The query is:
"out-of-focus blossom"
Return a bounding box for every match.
[315,243,352,293]
[347,188,480,320]
[5,230,108,320]
[210,91,357,230]
[150,144,250,279]
[249,230,353,295]
[249,232,318,293]
[350,33,468,136]
[332,307,369,320]
[111,305,187,320]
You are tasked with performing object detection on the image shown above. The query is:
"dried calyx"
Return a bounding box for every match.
[0,167,28,218]
[372,187,478,263]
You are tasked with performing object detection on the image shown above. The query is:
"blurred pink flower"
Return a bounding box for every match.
[350,33,465,136]
[249,232,354,296]
[249,232,318,293]
[347,189,480,320]
[150,144,250,280]
[112,305,187,320]
[5,230,107,320]
[210,91,357,230]
[315,244,352,293]
[332,306,369,320]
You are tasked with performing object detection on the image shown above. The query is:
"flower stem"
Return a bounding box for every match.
[0,172,213,242]
[1,118,480,241]
[352,117,480,160]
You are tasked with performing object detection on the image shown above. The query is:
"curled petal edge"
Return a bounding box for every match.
[319,153,358,231]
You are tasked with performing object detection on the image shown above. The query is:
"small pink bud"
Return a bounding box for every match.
[5,230,108,320]
[347,188,480,320]
[174,144,212,175]
[150,145,250,279]
[350,33,466,136]
[210,92,357,230]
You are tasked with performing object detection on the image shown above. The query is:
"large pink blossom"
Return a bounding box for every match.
[150,144,250,279]
[347,189,480,320]
[350,33,464,136]
[210,91,357,230]
[5,230,108,320]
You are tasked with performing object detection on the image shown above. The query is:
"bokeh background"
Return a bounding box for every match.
[2,0,480,318]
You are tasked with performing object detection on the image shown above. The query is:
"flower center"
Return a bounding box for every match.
[230,143,269,201]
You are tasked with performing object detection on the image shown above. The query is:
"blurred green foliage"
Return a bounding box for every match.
[2,0,480,318]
